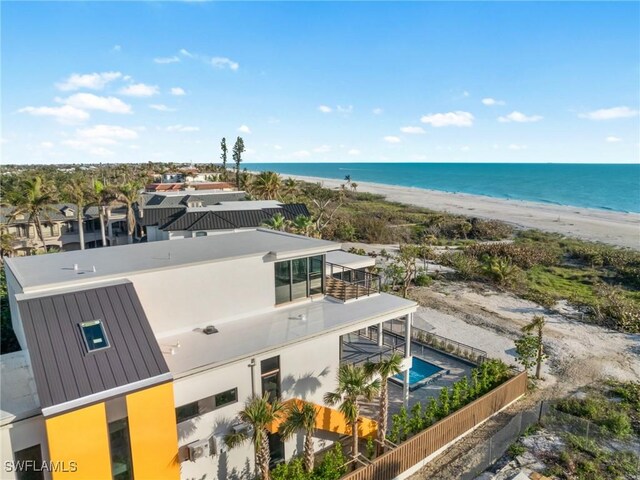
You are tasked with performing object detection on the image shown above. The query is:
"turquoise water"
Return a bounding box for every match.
[243,163,640,213]
[393,357,443,385]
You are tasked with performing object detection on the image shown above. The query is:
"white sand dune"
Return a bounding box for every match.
[289,175,640,250]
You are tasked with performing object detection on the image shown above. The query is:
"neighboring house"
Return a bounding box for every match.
[137,190,310,242]
[0,204,128,255]
[144,181,236,192]
[1,229,417,479]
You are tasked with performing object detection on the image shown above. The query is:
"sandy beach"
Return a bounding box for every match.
[288,174,640,249]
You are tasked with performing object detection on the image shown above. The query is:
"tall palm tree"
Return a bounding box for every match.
[282,178,299,200]
[92,180,116,247]
[63,177,92,250]
[522,315,546,380]
[253,171,282,200]
[116,182,140,244]
[8,176,58,252]
[324,364,380,460]
[364,353,403,452]
[278,401,318,472]
[224,393,284,480]
[263,213,288,232]
[291,215,315,237]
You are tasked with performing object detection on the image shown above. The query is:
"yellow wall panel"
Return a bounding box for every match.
[45,403,112,480]
[126,382,180,480]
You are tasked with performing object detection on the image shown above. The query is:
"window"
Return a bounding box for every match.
[80,320,110,352]
[268,433,285,470]
[274,255,325,305]
[176,388,239,424]
[261,356,281,402]
[194,231,207,237]
[108,419,133,480]
[14,445,43,480]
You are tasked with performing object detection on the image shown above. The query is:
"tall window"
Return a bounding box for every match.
[274,255,324,305]
[108,419,133,480]
[14,445,43,480]
[261,356,281,403]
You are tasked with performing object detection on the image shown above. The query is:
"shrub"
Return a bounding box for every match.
[469,218,514,241]
[313,442,347,480]
[439,251,481,280]
[272,458,309,480]
[466,242,561,269]
[414,271,432,287]
[354,216,394,243]
[508,443,526,457]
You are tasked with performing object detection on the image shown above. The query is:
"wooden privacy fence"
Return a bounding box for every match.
[341,371,528,480]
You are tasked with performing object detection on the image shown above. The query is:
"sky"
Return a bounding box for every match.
[1,1,639,165]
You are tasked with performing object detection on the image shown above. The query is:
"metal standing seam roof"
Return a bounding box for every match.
[18,282,170,415]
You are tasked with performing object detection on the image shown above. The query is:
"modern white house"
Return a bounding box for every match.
[1,229,417,480]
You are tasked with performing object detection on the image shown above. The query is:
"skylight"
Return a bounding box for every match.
[80,320,110,352]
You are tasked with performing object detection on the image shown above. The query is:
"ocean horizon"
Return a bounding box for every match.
[243,163,640,214]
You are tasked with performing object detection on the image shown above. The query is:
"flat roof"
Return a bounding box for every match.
[6,229,340,293]
[1,351,39,425]
[326,250,376,270]
[142,189,247,198]
[160,293,417,378]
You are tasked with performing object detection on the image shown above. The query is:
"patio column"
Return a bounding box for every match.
[403,313,413,408]
[377,322,384,346]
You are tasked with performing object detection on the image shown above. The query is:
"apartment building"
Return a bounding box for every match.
[1,229,417,479]
[1,204,129,255]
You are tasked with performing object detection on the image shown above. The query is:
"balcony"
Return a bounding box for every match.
[325,262,381,302]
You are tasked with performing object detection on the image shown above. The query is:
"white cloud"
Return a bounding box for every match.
[237,125,251,134]
[400,126,425,134]
[119,83,159,97]
[337,105,353,114]
[482,97,506,106]
[384,136,401,143]
[111,45,122,52]
[372,108,383,115]
[40,141,54,149]
[313,145,331,153]
[508,144,528,150]
[348,149,361,156]
[421,111,474,127]
[154,56,180,64]
[318,105,332,113]
[606,136,622,143]
[498,111,543,123]
[170,87,186,96]
[292,150,311,159]
[77,124,139,142]
[58,93,132,114]
[463,91,470,97]
[149,104,175,112]
[579,106,639,121]
[179,49,194,58]
[211,57,239,71]
[165,124,199,132]
[273,145,283,150]
[19,105,90,124]
[56,71,122,91]
[88,147,115,156]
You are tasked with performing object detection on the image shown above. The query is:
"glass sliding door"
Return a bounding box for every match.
[274,261,291,305]
[290,258,308,300]
[108,418,133,480]
[309,255,324,295]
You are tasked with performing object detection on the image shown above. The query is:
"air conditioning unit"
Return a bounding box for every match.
[231,422,253,436]
[186,436,215,461]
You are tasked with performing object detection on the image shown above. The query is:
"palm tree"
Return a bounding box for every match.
[291,215,315,237]
[224,393,284,480]
[116,182,140,244]
[63,177,92,250]
[324,364,380,460]
[282,178,299,200]
[344,174,351,184]
[8,176,58,252]
[263,213,288,232]
[278,401,318,472]
[522,315,546,380]
[0,223,16,259]
[92,180,116,248]
[350,182,358,193]
[232,136,245,189]
[253,171,282,200]
[364,353,403,453]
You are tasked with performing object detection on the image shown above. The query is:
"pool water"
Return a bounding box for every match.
[393,357,443,385]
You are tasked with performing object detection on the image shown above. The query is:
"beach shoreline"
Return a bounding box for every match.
[286,174,640,249]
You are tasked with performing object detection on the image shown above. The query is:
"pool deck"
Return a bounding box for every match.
[341,332,474,421]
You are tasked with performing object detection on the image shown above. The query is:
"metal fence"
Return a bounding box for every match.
[340,371,528,480]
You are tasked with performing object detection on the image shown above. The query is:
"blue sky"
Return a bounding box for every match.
[2,1,639,164]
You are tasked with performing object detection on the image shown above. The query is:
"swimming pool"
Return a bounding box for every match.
[390,357,448,391]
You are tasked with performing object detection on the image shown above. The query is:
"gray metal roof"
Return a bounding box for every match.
[18,282,169,415]
[6,229,340,292]
[0,204,127,224]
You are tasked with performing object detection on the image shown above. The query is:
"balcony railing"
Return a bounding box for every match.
[325,262,381,302]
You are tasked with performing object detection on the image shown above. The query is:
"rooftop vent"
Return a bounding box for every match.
[203,325,218,335]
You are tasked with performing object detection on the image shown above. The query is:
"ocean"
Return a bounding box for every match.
[243,163,640,214]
